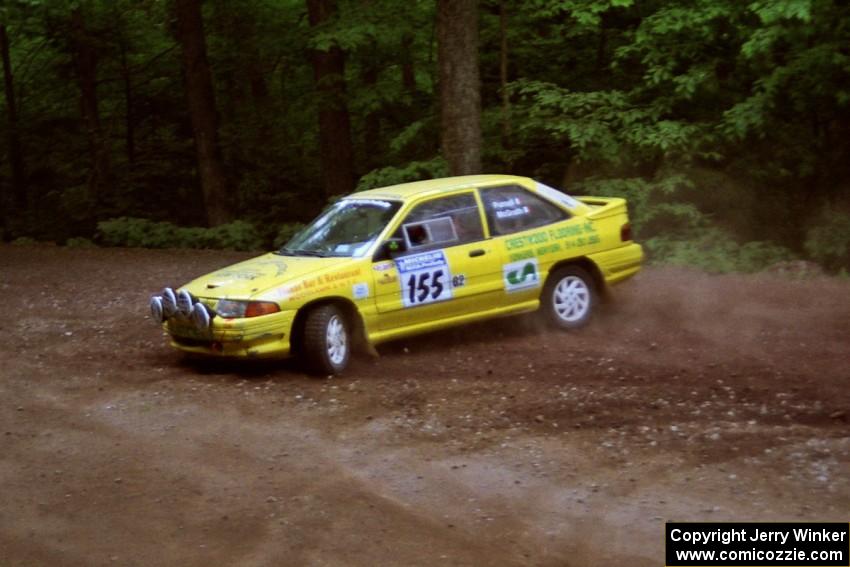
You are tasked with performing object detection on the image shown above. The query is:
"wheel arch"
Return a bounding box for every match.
[290,297,369,354]
[546,257,608,299]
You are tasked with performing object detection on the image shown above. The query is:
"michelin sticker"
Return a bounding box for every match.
[503,258,541,292]
[535,181,581,210]
[396,250,453,308]
[352,282,369,300]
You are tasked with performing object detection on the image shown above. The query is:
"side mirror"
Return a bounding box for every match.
[374,237,407,262]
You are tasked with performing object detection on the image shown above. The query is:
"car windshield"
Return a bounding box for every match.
[278,199,401,257]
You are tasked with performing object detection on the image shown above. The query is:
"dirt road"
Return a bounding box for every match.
[2,245,848,566]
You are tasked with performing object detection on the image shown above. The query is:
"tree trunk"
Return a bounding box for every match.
[119,42,135,164]
[499,0,511,149]
[400,33,416,95]
[175,0,231,226]
[362,42,381,171]
[306,0,355,198]
[71,8,113,207]
[437,0,482,176]
[0,23,27,210]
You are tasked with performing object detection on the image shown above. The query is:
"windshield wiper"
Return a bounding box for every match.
[276,248,328,257]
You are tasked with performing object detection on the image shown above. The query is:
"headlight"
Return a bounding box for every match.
[216,299,280,318]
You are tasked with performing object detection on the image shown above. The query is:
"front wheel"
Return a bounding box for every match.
[542,266,596,330]
[301,305,351,375]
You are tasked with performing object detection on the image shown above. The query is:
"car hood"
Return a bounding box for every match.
[181,252,350,300]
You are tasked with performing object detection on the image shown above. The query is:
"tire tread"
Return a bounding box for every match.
[301,304,349,375]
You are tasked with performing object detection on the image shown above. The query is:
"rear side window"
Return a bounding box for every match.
[480,185,568,236]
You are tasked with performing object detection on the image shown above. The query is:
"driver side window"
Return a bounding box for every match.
[395,193,484,252]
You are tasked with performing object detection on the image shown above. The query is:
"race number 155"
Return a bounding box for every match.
[405,269,448,306]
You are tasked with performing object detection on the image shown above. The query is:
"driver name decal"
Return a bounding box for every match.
[396,250,454,308]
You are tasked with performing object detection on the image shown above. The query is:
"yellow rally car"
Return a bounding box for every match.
[149,175,643,374]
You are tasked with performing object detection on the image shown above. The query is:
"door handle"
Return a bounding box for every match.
[469,249,486,257]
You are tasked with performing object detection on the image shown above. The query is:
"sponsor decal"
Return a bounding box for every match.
[504,222,601,254]
[209,269,263,280]
[378,272,398,285]
[503,258,541,292]
[353,282,369,300]
[210,259,288,280]
[373,261,394,271]
[260,268,364,303]
[255,259,288,277]
[505,231,549,250]
[396,250,447,272]
[396,250,454,308]
[509,250,534,262]
[323,268,361,282]
[265,285,293,301]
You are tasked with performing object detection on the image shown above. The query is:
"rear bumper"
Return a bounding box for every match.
[588,242,643,286]
[166,309,296,358]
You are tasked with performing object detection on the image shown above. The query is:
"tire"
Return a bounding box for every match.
[301,304,351,375]
[542,265,596,330]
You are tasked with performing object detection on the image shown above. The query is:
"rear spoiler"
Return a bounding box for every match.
[577,196,628,220]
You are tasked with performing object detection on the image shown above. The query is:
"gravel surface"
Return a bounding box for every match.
[2,244,848,566]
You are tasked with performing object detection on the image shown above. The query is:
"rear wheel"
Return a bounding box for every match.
[301,305,350,375]
[542,265,596,330]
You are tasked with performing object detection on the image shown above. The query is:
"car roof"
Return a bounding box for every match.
[349,174,532,201]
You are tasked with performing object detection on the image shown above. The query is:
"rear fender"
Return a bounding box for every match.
[547,257,609,302]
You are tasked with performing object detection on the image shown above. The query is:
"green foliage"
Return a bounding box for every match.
[511,79,706,166]
[645,228,796,273]
[208,221,265,251]
[97,218,263,251]
[273,222,306,249]
[98,218,177,249]
[1,0,849,276]
[804,211,850,272]
[356,158,448,191]
[750,0,812,25]
[525,0,635,30]
[640,202,708,237]
[571,172,702,239]
[65,237,96,248]
[573,168,800,274]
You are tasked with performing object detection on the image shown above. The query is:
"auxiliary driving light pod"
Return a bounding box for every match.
[176,289,194,317]
[161,287,178,317]
[191,302,211,331]
[149,295,164,324]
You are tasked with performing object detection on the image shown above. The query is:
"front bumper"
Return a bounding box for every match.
[165,309,296,358]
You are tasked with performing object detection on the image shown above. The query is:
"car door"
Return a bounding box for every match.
[371,191,503,331]
[478,184,579,303]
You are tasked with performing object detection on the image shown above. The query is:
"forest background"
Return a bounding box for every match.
[1,0,849,273]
